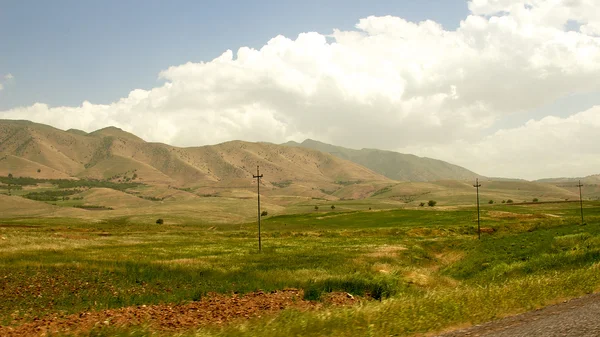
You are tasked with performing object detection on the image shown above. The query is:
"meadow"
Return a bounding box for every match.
[1,200,600,336]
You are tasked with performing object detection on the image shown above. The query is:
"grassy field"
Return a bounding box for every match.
[1,201,599,336]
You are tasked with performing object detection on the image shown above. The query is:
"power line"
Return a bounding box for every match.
[473,178,481,240]
[577,180,584,225]
[253,166,264,252]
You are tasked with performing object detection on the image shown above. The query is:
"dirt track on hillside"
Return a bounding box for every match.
[436,292,600,337]
[0,289,357,336]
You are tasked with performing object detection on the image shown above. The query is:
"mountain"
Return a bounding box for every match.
[284,139,481,182]
[535,174,600,184]
[0,120,390,189]
[535,174,600,200]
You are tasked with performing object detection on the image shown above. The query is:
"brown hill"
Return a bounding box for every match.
[0,120,391,189]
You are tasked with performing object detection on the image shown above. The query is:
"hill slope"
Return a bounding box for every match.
[0,120,390,189]
[285,139,480,182]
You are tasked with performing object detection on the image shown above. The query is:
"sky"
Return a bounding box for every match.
[1,0,599,180]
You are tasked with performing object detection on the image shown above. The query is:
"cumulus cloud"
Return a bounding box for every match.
[400,105,600,180]
[4,74,13,80]
[1,0,600,178]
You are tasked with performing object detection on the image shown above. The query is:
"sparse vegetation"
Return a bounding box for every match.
[419,202,425,207]
[156,218,164,224]
[73,205,113,210]
[0,202,598,337]
[0,175,142,191]
[428,200,437,207]
[371,186,392,197]
[23,189,83,201]
[335,180,362,186]
[271,180,292,188]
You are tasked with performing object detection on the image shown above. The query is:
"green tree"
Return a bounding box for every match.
[488,200,494,204]
[331,205,335,210]
[428,200,437,207]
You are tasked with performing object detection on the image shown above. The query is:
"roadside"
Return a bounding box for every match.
[436,292,600,337]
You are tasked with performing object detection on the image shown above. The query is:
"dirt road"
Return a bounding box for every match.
[437,292,600,337]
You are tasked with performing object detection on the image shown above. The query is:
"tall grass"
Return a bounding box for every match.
[0,202,599,335]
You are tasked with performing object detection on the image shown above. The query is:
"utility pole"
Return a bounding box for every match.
[577,180,584,225]
[253,166,264,252]
[474,178,481,239]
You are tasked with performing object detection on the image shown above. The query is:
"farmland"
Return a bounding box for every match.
[1,200,600,336]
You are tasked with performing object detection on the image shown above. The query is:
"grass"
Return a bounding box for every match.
[0,201,599,335]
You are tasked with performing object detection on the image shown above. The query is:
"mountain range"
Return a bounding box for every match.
[1,119,598,220]
[284,139,480,182]
[0,119,480,186]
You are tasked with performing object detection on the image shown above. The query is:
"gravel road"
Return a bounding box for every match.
[436,292,600,337]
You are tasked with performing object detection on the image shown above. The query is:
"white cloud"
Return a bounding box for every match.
[1,0,600,179]
[400,105,600,180]
[4,73,13,80]
[0,83,3,91]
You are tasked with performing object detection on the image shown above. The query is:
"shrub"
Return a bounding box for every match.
[419,202,425,207]
[261,210,268,217]
[506,199,513,203]
[331,205,335,210]
[428,200,437,207]
[488,200,494,204]
[502,200,506,203]
[156,218,164,225]
[314,206,319,211]
[532,198,539,202]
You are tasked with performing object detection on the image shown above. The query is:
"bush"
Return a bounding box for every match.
[533,198,539,202]
[506,199,513,203]
[156,218,164,225]
[331,205,335,210]
[261,210,268,217]
[488,200,494,204]
[428,200,437,207]
[502,200,506,203]
[419,202,425,207]
[314,206,319,211]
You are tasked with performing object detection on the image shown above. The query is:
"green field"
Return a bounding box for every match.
[1,200,600,336]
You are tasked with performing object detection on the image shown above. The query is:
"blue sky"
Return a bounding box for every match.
[0,0,468,110]
[1,0,600,179]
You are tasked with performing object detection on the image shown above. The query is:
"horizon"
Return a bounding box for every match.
[1,117,597,182]
[1,1,600,180]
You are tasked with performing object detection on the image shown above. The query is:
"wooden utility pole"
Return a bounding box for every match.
[577,180,584,225]
[253,166,264,252]
[474,178,481,239]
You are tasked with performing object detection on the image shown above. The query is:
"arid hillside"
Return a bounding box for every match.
[0,119,390,190]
